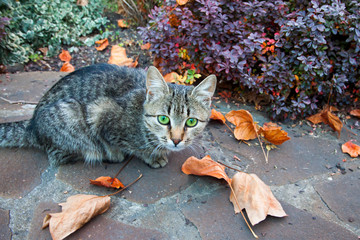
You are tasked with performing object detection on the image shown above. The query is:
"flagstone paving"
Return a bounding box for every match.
[0,72,359,240]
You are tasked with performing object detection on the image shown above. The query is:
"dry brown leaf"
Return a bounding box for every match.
[230,172,287,226]
[259,122,290,145]
[164,72,179,83]
[39,47,48,56]
[177,0,189,5]
[60,62,75,73]
[59,50,72,62]
[182,155,231,185]
[341,141,360,158]
[118,19,129,28]
[307,106,343,138]
[42,194,110,240]
[225,110,257,140]
[141,42,151,50]
[95,38,109,51]
[307,112,323,124]
[210,109,226,124]
[90,176,125,189]
[108,45,137,67]
[350,109,360,118]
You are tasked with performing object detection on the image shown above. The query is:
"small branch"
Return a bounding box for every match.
[218,161,243,173]
[111,155,134,182]
[0,96,38,105]
[256,131,268,163]
[105,174,143,197]
[233,155,242,162]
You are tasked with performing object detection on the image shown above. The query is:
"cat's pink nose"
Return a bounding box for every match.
[172,139,181,146]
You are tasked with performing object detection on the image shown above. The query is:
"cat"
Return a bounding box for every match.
[0,63,216,168]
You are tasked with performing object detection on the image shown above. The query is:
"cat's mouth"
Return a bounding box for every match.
[164,140,187,152]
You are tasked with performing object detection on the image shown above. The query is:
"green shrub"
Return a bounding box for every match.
[0,0,108,65]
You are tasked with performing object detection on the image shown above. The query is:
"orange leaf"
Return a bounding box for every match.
[141,42,151,50]
[181,155,231,185]
[225,110,257,140]
[307,106,343,138]
[90,176,125,189]
[108,45,137,68]
[350,109,360,118]
[259,122,290,145]
[60,62,75,73]
[307,112,323,124]
[210,109,226,124]
[341,141,360,158]
[229,172,287,225]
[59,50,72,62]
[177,0,189,5]
[95,38,109,51]
[164,72,179,83]
[117,19,129,28]
[42,194,110,240]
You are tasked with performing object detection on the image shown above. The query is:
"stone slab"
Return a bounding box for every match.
[57,144,205,204]
[0,148,48,198]
[0,208,11,240]
[314,171,360,231]
[28,201,167,240]
[180,186,357,240]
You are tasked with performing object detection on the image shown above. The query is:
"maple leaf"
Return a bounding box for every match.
[42,194,110,240]
[210,109,226,124]
[259,122,290,145]
[225,110,258,140]
[182,155,231,185]
[59,50,72,62]
[307,106,343,138]
[108,45,138,68]
[117,19,129,28]
[341,141,360,158]
[60,62,75,73]
[229,172,287,226]
[90,176,125,189]
[94,38,109,51]
[140,42,151,50]
[350,109,360,118]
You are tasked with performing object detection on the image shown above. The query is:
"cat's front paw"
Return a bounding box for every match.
[149,157,168,168]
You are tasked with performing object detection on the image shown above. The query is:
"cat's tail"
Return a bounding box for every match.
[0,120,36,148]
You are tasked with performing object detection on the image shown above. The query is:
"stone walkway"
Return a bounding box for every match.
[0,72,359,240]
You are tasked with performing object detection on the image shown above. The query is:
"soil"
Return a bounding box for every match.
[5,11,153,73]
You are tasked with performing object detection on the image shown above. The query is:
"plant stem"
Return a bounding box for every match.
[229,184,259,239]
[112,155,134,181]
[106,174,143,197]
[256,131,268,163]
[218,161,243,173]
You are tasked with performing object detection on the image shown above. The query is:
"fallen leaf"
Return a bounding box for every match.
[39,47,48,56]
[59,50,72,62]
[90,176,125,189]
[60,62,75,72]
[225,110,258,140]
[108,45,137,67]
[210,109,226,124]
[350,109,360,118]
[229,172,287,225]
[118,19,129,28]
[341,141,360,157]
[307,106,343,137]
[177,0,189,5]
[42,194,110,240]
[182,155,231,185]
[140,42,151,50]
[95,38,109,51]
[259,122,290,145]
[164,72,179,83]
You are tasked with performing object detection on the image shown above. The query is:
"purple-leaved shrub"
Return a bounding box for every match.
[139,0,360,119]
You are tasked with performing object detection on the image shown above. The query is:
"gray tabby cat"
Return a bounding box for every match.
[0,63,216,168]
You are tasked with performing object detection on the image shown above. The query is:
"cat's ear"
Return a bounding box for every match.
[146,66,169,101]
[191,75,217,107]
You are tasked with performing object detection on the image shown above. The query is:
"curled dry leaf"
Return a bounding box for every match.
[59,50,72,62]
[182,155,231,185]
[210,109,226,124]
[60,62,75,73]
[225,110,257,140]
[350,109,360,118]
[95,38,109,51]
[230,172,287,226]
[341,141,360,158]
[90,176,125,189]
[42,194,110,240]
[108,45,138,68]
[118,19,129,28]
[140,42,151,50]
[307,106,343,138]
[259,122,290,145]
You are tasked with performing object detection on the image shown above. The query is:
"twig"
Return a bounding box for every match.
[0,96,38,105]
[106,174,143,197]
[233,155,241,162]
[110,155,134,185]
[218,161,242,173]
[229,184,259,239]
[255,131,269,163]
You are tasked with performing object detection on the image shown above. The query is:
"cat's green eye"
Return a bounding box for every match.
[158,115,170,125]
[186,118,198,127]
